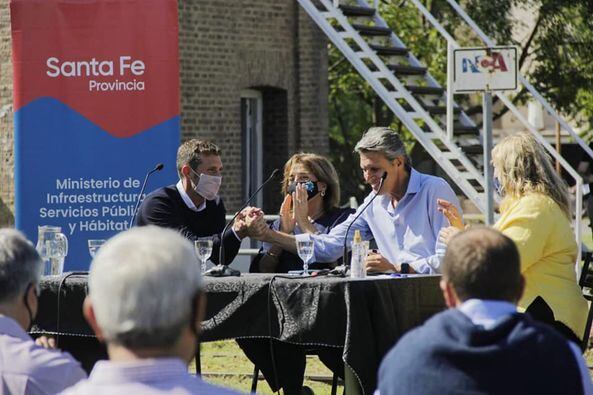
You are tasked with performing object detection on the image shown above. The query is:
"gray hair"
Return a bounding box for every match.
[0,229,42,303]
[89,226,203,349]
[354,127,411,165]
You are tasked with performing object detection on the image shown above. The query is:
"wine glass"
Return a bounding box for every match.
[195,237,213,273]
[88,239,106,258]
[296,239,314,275]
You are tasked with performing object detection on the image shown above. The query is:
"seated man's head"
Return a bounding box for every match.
[440,226,524,307]
[0,229,42,330]
[176,139,223,201]
[354,127,411,195]
[83,226,205,362]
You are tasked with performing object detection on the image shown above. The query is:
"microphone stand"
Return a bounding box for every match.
[129,163,164,228]
[204,169,280,277]
[330,173,387,277]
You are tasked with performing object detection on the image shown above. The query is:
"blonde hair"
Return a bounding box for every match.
[492,132,570,217]
[281,153,341,212]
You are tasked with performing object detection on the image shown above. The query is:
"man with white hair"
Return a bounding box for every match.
[59,225,238,394]
[0,228,86,394]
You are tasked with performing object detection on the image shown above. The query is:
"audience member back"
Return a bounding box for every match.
[0,228,86,395]
[59,226,238,395]
[377,226,590,395]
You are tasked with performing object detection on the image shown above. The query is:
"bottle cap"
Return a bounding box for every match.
[353,229,362,243]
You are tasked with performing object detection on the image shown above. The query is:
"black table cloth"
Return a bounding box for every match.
[32,273,445,395]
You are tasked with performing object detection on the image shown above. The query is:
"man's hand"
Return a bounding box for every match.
[246,213,270,240]
[233,206,263,239]
[364,252,417,273]
[365,252,396,273]
[35,335,57,349]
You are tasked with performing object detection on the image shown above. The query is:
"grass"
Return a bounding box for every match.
[194,220,593,393]
[195,340,593,394]
[192,340,343,394]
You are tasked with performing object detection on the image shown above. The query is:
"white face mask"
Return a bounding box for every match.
[191,170,222,200]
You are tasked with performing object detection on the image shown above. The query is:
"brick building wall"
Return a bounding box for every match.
[0,0,329,225]
[0,0,14,227]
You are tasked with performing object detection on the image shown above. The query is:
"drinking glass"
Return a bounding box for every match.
[195,237,213,273]
[88,239,106,258]
[296,239,314,275]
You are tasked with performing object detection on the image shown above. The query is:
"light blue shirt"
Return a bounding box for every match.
[296,169,460,273]
[458,299,593,395]
[59,358,239,395]
[0,315,86,395]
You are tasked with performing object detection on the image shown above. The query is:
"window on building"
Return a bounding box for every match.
[240,90,263,209]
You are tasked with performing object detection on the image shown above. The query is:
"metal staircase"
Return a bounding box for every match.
[297,0,593,251]
[297,0,488,212]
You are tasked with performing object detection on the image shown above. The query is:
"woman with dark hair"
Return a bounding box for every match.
[250,152,354,273]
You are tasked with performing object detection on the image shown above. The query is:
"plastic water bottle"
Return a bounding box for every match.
[350,230,368,279]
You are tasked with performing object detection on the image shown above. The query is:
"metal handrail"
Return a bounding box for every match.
[309,0,489,211]
[406,0,584,258]
[444,0,593,162]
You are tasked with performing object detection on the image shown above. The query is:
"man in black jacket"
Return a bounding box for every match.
[136,139,258,265]
[377,227,592,395]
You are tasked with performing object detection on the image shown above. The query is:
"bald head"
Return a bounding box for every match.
[442,226,522,303]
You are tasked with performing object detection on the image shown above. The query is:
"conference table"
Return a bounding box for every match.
[31,272,445,395]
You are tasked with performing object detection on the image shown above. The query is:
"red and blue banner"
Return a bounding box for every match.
[11,0,180,270]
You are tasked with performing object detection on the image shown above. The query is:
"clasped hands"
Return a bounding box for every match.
[233,183,315,240]
[232,206,267,239]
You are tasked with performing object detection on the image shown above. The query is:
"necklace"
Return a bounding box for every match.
[308,208,325,222]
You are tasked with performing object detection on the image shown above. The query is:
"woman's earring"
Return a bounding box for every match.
[321,190,326,197]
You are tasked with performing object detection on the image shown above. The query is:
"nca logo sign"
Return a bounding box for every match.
[453,46,517,92]
[461,52,508,73]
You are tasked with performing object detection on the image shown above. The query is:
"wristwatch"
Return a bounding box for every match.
[400,263,410,274]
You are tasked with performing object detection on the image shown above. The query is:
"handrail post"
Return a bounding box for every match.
[576,178,583,264]
[483,91,494,225]
[446,41,454,141]
[555,121,561,175]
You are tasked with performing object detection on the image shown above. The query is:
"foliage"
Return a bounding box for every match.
[328,0,593,202]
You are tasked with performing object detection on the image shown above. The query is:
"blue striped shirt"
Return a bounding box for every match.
[296,169,460,273]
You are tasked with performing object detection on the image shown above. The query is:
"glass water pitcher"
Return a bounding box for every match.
[36,225,68,276]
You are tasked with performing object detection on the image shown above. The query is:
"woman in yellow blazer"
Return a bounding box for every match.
[438,132,588,342]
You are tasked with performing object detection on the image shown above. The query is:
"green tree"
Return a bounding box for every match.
[329,0,593,203]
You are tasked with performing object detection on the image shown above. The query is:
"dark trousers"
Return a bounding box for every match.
[237,338,343,393]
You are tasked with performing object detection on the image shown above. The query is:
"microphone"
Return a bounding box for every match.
[129,163,164,228]
[204,168,281,277]
[331,172,387,277]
